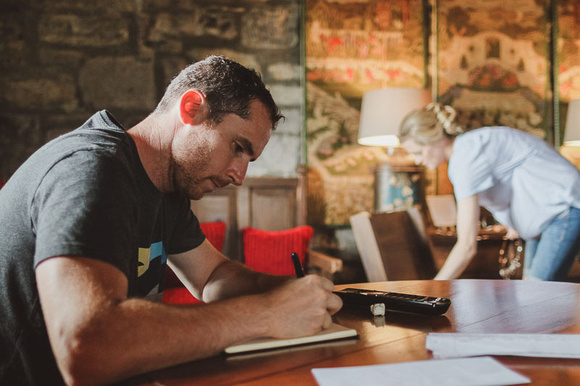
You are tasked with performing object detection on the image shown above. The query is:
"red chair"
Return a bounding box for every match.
[162,221,226,305]
[242,225,314,276]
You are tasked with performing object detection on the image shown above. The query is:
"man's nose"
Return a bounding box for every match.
[228,159,249,186]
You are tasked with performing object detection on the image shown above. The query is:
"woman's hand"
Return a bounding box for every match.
[505,227,520,240]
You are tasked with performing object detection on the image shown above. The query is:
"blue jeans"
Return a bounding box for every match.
[524,207,580,281]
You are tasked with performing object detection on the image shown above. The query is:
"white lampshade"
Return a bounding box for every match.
[565,99,580,146]
[358,88,432,147]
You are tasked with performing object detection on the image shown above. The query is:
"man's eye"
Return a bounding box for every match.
[234,143,244,153]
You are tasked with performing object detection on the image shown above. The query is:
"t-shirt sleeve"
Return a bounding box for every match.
[32,150,138,277]
[448,133,494,201]
[164,195,206,255]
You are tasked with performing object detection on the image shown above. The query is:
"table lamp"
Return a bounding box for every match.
[358,88,432,212]
[565,98,580,146]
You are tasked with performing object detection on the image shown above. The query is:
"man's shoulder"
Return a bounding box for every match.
[42,111,135,165]
[63,110,129,146]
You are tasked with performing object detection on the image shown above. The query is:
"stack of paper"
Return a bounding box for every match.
[426,333,580,359]
[312,356,529,386]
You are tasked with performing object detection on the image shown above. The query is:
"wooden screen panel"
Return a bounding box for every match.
[369,210,438,281]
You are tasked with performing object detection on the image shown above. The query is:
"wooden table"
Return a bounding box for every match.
[127,280,580,385]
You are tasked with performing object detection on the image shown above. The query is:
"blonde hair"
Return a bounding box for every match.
[399,103,463,145]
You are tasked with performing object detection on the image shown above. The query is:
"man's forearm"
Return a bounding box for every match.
[62,293,279,384]
[201,258,292,302]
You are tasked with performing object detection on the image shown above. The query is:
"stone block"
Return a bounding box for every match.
[142,0,198,12]
[2,75,77,112]
[187,48,261,74]
[149,8,237,42]
[268,84,303,107]
[39,14,129,47]
[39,49,84,70]
[44,0,140,13]
[159,57,190,90]
[0,11,28,69]
[268,63,302,81]
[79,57,156,111]
[198,7,238,39]
[148,13,189,42]
[0,114,42,179]
[276,108,302,135]
[241,4,299,49]
[248,133,300,178]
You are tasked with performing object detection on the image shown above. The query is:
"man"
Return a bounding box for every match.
[0,56,342,385]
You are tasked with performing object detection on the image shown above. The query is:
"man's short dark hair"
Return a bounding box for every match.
[155,55,283,128]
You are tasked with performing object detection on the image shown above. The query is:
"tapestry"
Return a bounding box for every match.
[557,0,580,166]
[305,0,427,225]
[436,0,551,140]
[557,0,580,104]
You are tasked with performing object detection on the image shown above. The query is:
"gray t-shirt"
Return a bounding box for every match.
[0,111,204,385]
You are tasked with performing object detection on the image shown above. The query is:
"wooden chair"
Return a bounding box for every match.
[242,225,343,278]
[242,225,314,275]
[350,208,438,281]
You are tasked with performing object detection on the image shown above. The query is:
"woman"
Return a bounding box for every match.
[399,103,580,281]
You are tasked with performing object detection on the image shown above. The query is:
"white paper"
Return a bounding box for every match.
[426,194,457,227]
[426,333,580,359]
[311,356,529,386]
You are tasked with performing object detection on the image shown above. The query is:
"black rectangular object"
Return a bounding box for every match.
[335,288,451,316]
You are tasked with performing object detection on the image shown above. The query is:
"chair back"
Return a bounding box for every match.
[200,221,226,252]
[242,225,314,276]
[350,208,437,281]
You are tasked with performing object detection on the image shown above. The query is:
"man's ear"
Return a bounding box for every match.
[179,90,208,125]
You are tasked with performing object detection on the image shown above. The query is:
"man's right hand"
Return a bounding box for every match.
[260,275,343,339]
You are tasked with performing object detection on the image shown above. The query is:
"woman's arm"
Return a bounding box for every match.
[434,194,481,280]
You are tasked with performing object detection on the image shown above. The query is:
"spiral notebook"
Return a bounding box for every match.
[225,323,358,355]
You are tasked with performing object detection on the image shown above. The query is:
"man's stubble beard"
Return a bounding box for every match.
[172,137,213,200]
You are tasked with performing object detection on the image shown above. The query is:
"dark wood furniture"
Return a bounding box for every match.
[427,226,509,279]
[428,227,580,282]
[126,280,580,385]
[190,174,307,261]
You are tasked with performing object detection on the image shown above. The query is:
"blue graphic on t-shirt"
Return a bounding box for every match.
[137,241,166,277]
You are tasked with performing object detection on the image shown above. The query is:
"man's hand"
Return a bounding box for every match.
[260,275,343,339]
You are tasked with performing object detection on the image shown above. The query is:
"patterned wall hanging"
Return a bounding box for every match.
[305,0,428,225]
[435,0,552,140]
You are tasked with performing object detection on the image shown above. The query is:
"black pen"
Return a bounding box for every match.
[290,252,305,278]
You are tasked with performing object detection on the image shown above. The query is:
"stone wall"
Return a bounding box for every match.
[0,0,304,180]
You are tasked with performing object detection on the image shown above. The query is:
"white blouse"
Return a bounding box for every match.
[449,126,580,239]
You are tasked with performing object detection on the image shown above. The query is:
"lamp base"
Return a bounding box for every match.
[383,146,416,168]
[374,151,422,212]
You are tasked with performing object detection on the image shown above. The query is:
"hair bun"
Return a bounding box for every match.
[426,103,463,135]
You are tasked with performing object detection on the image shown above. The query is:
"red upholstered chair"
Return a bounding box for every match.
[162,221,226,305]
[242,225,314,276]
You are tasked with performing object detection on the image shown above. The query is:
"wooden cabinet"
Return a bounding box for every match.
[427,227,509,279]
[427,227,580,282]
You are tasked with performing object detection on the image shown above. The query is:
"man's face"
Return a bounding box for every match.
[171,100,273,200]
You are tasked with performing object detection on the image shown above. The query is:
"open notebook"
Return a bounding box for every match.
[225,323,358,354]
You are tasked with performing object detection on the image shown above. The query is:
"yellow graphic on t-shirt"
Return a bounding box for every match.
[137,248,150,277]
[137,242,166,277]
